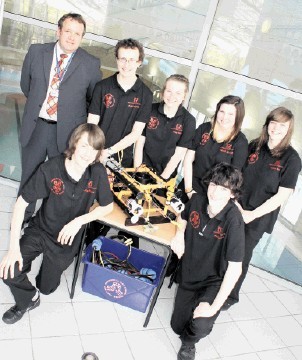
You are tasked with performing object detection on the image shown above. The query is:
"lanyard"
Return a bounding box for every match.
[55,46,75,83]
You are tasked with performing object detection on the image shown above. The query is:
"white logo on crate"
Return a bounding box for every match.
[104,279,127,298]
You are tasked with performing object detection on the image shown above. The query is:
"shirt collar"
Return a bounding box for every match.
[194,194,234,221]
[215,200,234,221]
[158,102,185,118]
[55,42,73,60]
[60,155,93,183]
[113,72,142,92]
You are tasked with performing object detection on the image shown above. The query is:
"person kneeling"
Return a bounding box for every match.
[170,163,244,360]
[0,123,113,324]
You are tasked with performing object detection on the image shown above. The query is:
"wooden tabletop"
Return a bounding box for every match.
[100,203,177,246]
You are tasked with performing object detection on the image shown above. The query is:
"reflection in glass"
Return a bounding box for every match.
[81,39,192,101]
[0,18,192,181]
[5,0,211,59]
[203,0,302,92]
[138,57,191,102]
[252,218,302,286]
[189,70,302,154]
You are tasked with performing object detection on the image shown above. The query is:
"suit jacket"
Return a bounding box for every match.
[20,42,102,152]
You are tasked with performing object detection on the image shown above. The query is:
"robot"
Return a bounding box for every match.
[105,159,184,229]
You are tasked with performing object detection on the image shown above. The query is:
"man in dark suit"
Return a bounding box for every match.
[19,13,102,220]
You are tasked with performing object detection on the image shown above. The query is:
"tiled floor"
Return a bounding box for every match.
[1,178,302,360]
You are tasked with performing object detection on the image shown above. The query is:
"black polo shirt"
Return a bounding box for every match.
[241,141,301,234]
[89,73,153,166]
[21,155,113,241]
[179,193,245,290]
[191,122,248,193]
[142,102,196,175]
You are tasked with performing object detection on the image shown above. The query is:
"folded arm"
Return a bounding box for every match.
[170,215,187,259]
[194,261,242,318]
[102,121,146,160]
[183,149,197,198]
[241,186,293,224]
[161,147,188,180]
[57,202,113,245]
[133,135,146,168]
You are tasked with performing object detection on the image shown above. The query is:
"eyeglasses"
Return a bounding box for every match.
[117,57,140,64]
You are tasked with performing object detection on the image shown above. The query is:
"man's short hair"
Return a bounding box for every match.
[58,13,86,36]
[114,38,145,62]
[65,123,105,162]
[203,162,243,201]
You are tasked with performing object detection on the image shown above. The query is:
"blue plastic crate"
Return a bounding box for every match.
[81,236,166,313]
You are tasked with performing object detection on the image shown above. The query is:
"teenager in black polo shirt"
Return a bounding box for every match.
[88,38,153,167]
[0,124,113,324]
[181,95,248,200]
[170,163,244,360]
[134,74,196,179]
[226,106,301,308]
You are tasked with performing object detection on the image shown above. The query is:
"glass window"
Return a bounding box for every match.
[137,57,191,101]
[0,19,109,181]
[189,70,302,155]
[82,39,191,100]
[0,18,34,181]
[5,0,211,59]
[2,0,302,287]
[203,0,302,92]
[0,17,192,180]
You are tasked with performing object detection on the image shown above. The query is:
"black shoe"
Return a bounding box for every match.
[2,293,40,324]
[177,343,196,360]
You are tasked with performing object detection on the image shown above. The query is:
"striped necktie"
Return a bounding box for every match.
[46,53,68,117]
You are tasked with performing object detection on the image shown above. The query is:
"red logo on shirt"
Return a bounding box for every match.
[248,152,259,164]
[84,180,97,194]
[201,133,210,146]
[213,226,225,240]
[189,210,200,228]
[128,97,141,108]
[220,143,234,155]
[147,116,159,129]
[171,124,183,135]
[269,160,283,171]
[50,178,64,195]
[103,93,115,108]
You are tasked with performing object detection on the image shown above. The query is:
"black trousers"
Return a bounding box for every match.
[3,225,76,310]
[227,225,264,303]
[171,285,221,345]
[19,119,60,220]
